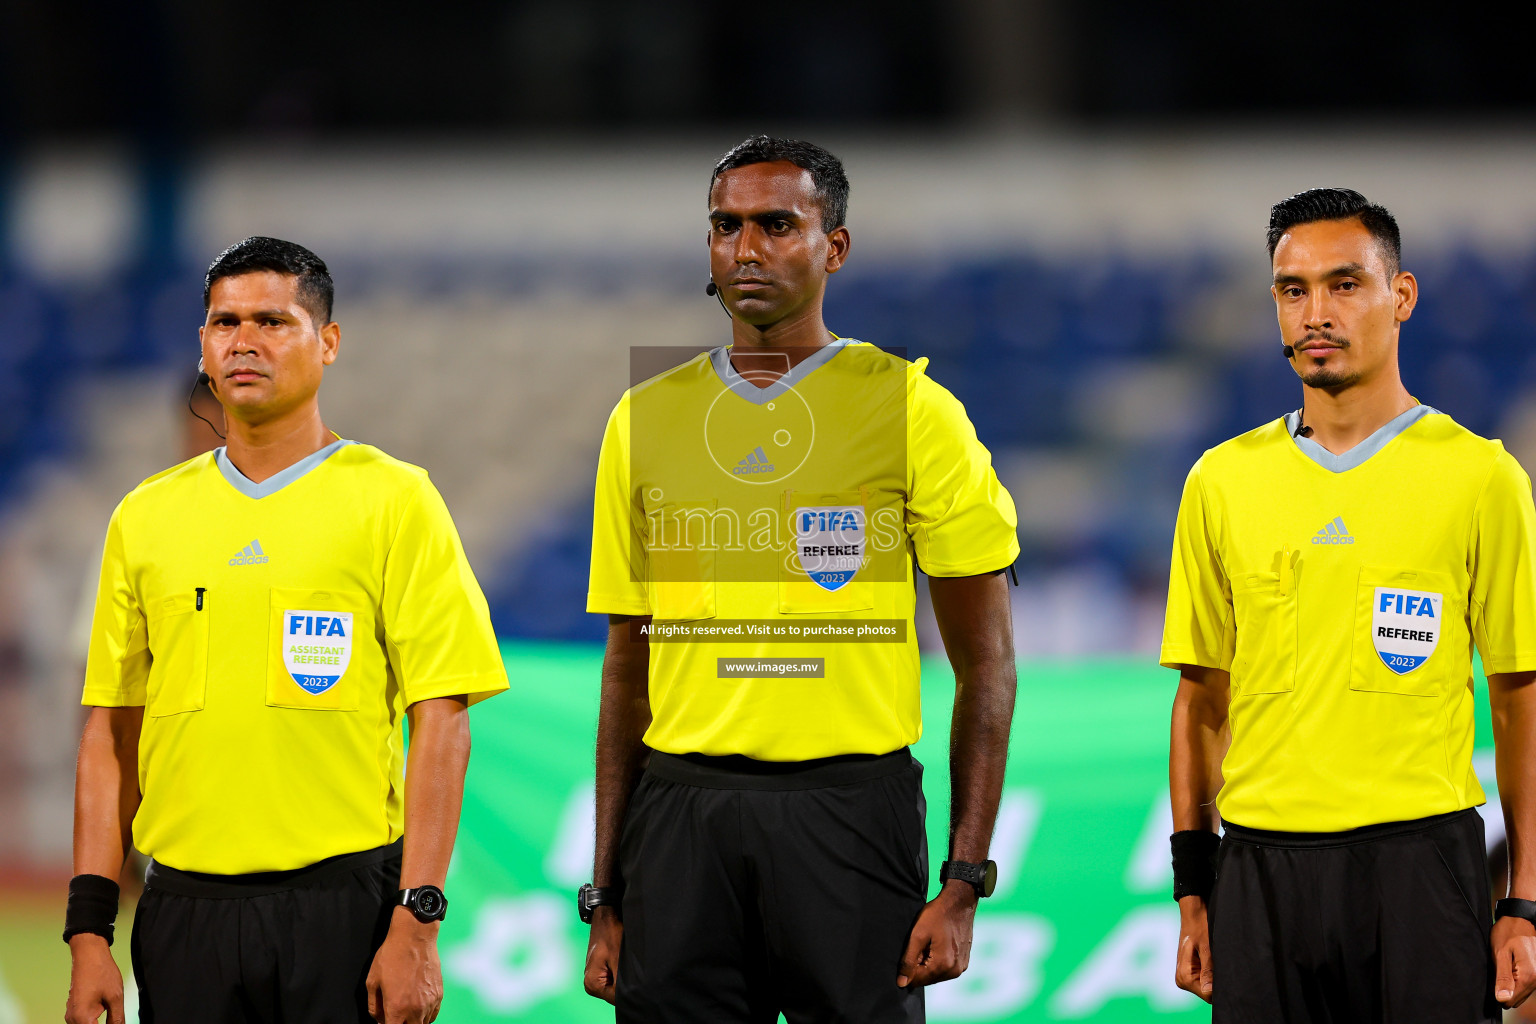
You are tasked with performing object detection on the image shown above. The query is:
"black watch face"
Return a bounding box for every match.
[981,860,998,898]
[414,887,446,919]
[577,884,595,923]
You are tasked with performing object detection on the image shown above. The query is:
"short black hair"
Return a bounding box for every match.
[1267,188,1402,273]
[204,236,334,323]
[710,136,850,232]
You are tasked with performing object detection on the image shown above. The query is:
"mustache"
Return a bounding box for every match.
[1297,331,1351,350]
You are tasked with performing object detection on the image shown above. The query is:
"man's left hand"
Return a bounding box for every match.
[897,880,977,988]
[1495,914,1536,1008]
[367,908,443,1024]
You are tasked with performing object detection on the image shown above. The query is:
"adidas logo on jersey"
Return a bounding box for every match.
[229,539,270,565]
[732,445,775,476]
[1311,517,1355,546]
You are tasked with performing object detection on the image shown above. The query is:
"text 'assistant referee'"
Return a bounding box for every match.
[283,610,354,694]
[1372,588,1442,674]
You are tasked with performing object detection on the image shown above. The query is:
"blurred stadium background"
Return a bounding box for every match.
[4,3,1536,1021]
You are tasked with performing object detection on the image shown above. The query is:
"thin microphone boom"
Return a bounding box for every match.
[705,278,730,316]
[189,369,226,440]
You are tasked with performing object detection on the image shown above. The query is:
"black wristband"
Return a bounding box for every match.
[1496,898,1536,927]
[63,873,121,946]
[1170,830,1221,902]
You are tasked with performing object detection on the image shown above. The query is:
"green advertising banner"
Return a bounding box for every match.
[436,642,1502,1024]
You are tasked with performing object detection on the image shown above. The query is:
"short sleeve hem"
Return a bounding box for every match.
[1480,655,1536,676]
[404,671,509,708]
[586,594,650,615]
[80,687,145,708]
[919,542,1020,579]
[1158,648,1231,672]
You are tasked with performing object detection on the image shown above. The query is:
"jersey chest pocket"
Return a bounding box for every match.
[145,593,209,717]
[266,587,372,711]
[1351,567,1457,697]
[779,490,875,614]
[1230,567,1297,696]
[645,502,717,622]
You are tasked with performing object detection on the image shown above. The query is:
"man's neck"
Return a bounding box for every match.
[223,404,333,483]
[1298,368,1416,456]
[728,304,832,388]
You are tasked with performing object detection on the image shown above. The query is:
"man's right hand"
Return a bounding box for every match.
[583,908,623,1004]
[65,934,126,1024]
[1174,894,1214,1003]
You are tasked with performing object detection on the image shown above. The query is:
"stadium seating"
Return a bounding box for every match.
[5,248,1535,645]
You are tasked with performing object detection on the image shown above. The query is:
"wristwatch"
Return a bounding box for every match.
[940,859,998,899]
[1495,897,1536,927]
[396,885,448,923]
[578,883,622,924]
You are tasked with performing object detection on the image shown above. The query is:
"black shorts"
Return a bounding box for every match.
[131,839,400,1024]
[1210,808,1498,1024]
[616,748,929,1024]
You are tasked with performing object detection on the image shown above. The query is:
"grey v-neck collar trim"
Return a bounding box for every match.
[215,439,354,499]
[1282,404,1437,473]
[709,338,856,404]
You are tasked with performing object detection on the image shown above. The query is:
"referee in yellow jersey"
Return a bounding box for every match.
[1164,189,1536,1023]
[581,137,1020,1022]
[63,237,508,1024]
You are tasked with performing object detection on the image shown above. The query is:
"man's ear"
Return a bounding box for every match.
[320,321,341,366]
[826,225,852,275]
[1392,271,1417,324]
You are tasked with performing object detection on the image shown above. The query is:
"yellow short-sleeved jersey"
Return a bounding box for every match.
[1162,406,1536,832]
[83,440,508,873]
[587,340,1019,761]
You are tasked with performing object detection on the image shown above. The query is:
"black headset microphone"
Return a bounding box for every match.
[705,277,730,317]
[1279,343,1315,437]
[189,358,227,440]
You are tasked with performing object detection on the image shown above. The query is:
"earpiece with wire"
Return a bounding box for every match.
[189,359,226,440]
[1281,344,1313,435]
[705,277,731,317]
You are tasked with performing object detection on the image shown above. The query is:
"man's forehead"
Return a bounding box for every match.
[208,270,302,307]
[1272,218,1390,275]
[710,162,817,211]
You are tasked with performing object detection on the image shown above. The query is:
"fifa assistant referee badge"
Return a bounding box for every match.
[396,885,448,923]
[578,883,622,923]
[939,859,998,899]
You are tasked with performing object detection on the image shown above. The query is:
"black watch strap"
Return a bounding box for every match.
[1496,897,1536,926]
[578,883,622,924]
[396,885,448,923]
[939,859,998,898]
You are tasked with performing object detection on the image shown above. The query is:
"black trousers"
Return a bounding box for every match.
[132,840,400,1024]
[616,748,929,1024]
[1210,808,1499,1024]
